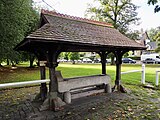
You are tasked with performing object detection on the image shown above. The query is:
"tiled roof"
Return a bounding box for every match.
[16,10,146,51]
[41,9,113,27]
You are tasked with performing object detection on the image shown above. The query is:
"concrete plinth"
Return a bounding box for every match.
[64,91,71,104]
[39,92,66,111]
[105,84,112,93]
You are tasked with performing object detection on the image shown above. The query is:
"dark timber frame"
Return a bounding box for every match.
[112,50,129,92]
[98,51,111,75]
[14,10,146,111]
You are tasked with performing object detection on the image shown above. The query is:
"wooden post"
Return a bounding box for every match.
[101,51,107,75]
[48,62,58,93]
[39,61,47,101]
[115,62,121,87]
[115,53,122,91]
[46,51,58,98]
[46,50,65,111]
[112,50,128,93]
[46,50,59,93]
[98,51,110,75]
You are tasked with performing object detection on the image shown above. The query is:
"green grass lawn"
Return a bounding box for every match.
[0,63,160,119]
[0,63,160,87]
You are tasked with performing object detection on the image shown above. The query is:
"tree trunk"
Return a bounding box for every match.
[0,63,3,67]
[72,60,75,64]
[110,56,115,65]
[7,59,9,65]
[11,61,16,67]
[16,60,19,64]
[29,54,35,68]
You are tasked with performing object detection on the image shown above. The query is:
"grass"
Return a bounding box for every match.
[0,63,160,87]
[0,62,160,119]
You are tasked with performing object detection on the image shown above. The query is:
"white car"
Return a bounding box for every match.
[82,58,92,63]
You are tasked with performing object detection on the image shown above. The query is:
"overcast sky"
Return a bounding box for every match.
[34,0,160,31]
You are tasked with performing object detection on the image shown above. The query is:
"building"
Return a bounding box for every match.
[134,30,158,56]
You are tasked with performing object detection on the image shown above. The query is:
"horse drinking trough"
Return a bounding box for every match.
[56,71,111,104]
[14,9,146,111]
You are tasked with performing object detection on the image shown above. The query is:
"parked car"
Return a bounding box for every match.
[58,59,67,62]
[93,59,100,63]
[141,53,160,62]
[122,58,136,64]
[143,58,156,64]
[106,59,111,63]
[82,58,92,63]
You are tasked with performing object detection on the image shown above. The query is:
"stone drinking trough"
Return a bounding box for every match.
[56,71,111,104]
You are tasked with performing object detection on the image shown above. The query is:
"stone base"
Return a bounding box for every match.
[64,91,71,104]
[105,84,112,93]
[39,98,49,111]
[34,93,41,101]
[112,84,127,93]
[39,92,66,111]
[51,97,66,111]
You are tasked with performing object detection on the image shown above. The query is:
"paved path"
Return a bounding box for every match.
[0,86,39,120]
[1,86,160,120]
[0,86,120,120]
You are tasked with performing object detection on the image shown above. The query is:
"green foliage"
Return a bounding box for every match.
[79,52,85,58]
[123,52,129,58]
[86,0,140,65]
[148,27,160,53]
[155,32,160,52]
[154,32,160,41]
[148,0,159,5]
[126,30,140,40]
[86,0,140,34]
[69,52,80,62]
[148,0,160,12]
[59,52,70,60]
[107,52,115,65]
[0,0,39,65]
[64,52,70,60]
[148,27,160,41]
[129,56,140,60]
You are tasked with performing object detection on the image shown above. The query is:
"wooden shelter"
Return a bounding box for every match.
[15,10,146,111]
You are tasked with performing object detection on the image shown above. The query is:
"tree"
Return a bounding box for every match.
[86,0,140,64]
[68,52,80,64]
[86,0,140,34]
[63,52,70,61]
[0,0,39,66]
[148,27,160,41]
[154,32,160,41]
[155,32,160,52]
[147,27,160,53]
[126,30,140,40]
[148,0,160,13]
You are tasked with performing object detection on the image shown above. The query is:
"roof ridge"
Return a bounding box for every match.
[41,9,113,27]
